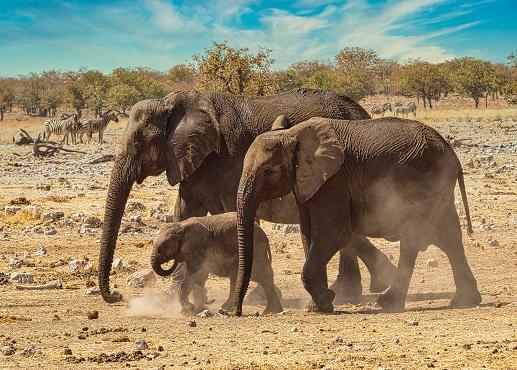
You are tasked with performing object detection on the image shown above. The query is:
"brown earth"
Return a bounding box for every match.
[0,106,516,369]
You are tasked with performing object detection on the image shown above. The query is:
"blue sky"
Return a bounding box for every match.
[1,0,516,76]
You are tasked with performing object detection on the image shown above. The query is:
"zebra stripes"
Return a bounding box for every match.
[370,102,392,117]
[79,110,119,144]
[42,113,80,144]
[394,102,417,118]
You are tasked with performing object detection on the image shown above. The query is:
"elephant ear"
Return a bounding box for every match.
[165,92,221,186]
[292,118,344,203]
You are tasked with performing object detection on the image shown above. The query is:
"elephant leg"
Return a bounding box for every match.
[352,234,397,293]
[170,188,210,300]
[329,248,362,304]
[302,242,342,313]
[252,263,283,315]
[377,239,419,312]
[178,270,196,315]
[434,205,481,308]
[222,271,237,311]
[191,270,210,312]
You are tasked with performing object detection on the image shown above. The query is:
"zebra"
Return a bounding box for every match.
[393,102,417,118]
[369,102,392,117]
[406,101,417,117]
[78,110,120,144]
[42,113,80,144]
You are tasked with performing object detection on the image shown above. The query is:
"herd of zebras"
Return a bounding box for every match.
[369,101,417,118]
[42,110,122,145]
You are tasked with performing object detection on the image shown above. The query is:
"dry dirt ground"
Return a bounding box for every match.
[0,107,516,369]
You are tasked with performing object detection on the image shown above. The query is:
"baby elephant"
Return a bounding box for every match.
[151,212,283,315]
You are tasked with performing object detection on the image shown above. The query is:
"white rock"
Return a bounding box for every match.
[79,224,97,235]
[129,212,142,222]
[135,340,148,351]
[9,257,22,268]
[127,269,156,288]
[85,286,101,296]
[44,226,57,235]
[2,345,15,356]
[21,345,39,357]
[487,238,499,247]
[197,309,213,318]
[42,211,64,221]
[68,259,93,274]
[34,247,47,257]
[10,272,34,284]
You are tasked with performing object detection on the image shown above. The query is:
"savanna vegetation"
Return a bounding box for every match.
[0,42,516,121]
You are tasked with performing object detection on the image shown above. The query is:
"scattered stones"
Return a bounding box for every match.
[425,258,439,268]
[9,197,30,205]
[21,345,39,357]
[407,320,419,326]
[126,201,146,213]
[42,211,64,222]
[9,257,23,268]
[187,319,197,327]
[2,345,15,356]
[83,215,102,228]
[68,259,93,274]
[129,212,142,223]
[87,310,99,320]
[85,286,101,296]
[135,340,148,351]
[272,223,299,234]
[127,269,156,288]
[486,237,499,247]
[10,272,34,284]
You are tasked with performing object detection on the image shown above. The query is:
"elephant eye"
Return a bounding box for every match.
[263,168,274,177]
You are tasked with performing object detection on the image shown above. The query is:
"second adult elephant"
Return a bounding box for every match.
[233,116,481,315]
[98,88,396,304]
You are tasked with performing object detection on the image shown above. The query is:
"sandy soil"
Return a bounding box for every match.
[0,109,516,369]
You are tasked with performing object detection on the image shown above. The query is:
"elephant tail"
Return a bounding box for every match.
[456,158,473,237]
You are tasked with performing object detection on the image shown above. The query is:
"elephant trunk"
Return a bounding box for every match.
[151,248,179,277]
[234,175,260,316]
[98,158,134,303]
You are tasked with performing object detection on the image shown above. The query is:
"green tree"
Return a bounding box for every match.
[168,64,196,89]
[80,70,110,116]
[451,57,495,108]
[64,72,86,117]
[399,61,447,108]
[40,70,65,117]
[16,73,46,115]
[193,41,274,95]
[0,78,15,121]
[108,84,141,113]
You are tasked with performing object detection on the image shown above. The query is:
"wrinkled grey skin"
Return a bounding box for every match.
[151,212,282,315]
[98,88,396,303]
[234,116,482,315]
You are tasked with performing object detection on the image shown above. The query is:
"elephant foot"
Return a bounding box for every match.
[306,288,335,313]
[180,302,197,316]
[263,303,283,315]
[245,284,283,306]
[369,262,397,293]
[377,289,405,312]
[329,276,362,305]
[449,289,481,308]
[221,300,233,311]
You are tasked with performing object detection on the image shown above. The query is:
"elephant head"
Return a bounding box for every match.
[98,91,220,303]
[151,221,211,276]
[151,226,183,277]
[234,117,344,315]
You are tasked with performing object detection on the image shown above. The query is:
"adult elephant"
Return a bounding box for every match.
[233,116,481,315]
[98,89,396,303]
